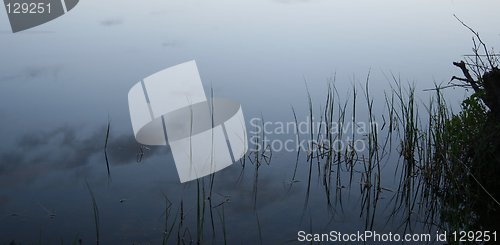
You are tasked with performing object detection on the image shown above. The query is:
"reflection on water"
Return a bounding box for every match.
[1,0,500,244]
[0,81,468,244]
[0,126,163,187]
[3,76,499,243]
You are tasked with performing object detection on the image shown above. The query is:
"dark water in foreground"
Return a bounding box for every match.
[0,98,441,244]
[1,0,500,244]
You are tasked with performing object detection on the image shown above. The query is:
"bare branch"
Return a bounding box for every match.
[454,14,494,68]
[453,61,481,93]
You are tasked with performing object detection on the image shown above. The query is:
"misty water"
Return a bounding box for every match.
[1,0,499,244]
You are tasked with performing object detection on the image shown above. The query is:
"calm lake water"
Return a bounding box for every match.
[0,0,499,244]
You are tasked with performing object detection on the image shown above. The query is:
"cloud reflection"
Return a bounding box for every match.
[0,125,165,186]
[0,65,63,82]
[99,19,123,26]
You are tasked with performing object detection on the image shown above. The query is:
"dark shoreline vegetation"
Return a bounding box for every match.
[4,35,500,244]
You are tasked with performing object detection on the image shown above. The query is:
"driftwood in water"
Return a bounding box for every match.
[453,61,500,118]
[482,67,500,118]
[452,15,500,117]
